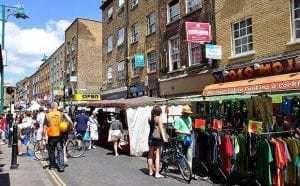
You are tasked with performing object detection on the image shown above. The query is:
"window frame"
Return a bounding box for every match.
[107,35,113,53]
[117,61,125,80]
[188,42,202,66]
[167,0,180,23]
[131,0,139,9]
[107,66,113,83]
[131,58,139,77]
[185,0,202,13]
[117,27,125,46]
[168,35,180,72]
[292,0,300,40]
[231,17,253,56]
[147,51,157,73]
[147,12,156,35]
[131,23,139,43]
[107,7,113,21]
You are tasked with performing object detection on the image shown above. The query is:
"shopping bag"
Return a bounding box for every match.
[83,131,90,141]
[107,129,112,142]
[183,135,192,146]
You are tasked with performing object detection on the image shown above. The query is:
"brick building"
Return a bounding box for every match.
[64,18,102,101]
[212,0,300,83]
[101,0,161,99]
[36,59,51,103]
[49,43,65,102]
[158,0,216,98]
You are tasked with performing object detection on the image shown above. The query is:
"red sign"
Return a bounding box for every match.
[185,22,211,43]
[194,118,206,129]
[212,119,223,131]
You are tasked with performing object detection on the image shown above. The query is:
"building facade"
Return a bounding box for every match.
[64,18,102,101]
[49,43,65,102]
[36,60,51,104]
[158,0,216,98]
[101,0,129,100]
[214,0,300,82]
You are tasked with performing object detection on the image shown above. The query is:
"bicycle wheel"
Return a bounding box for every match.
[177,156,192,183]
[34,141,48,160]
[66,139,86,158]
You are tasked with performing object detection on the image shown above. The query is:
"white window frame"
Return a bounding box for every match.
[131,0,138,8]
[167,0,180,23]
[147,12,156,35]
[117,61,125,80]
[232,17,253,56]
[168,35,180,72]
[292,0,300,41]
[107,36,113,53]
[107,7,113,20]
[117,27,125,46]
[147,51,157,73]
[188,43,202,66]
[118,0,125,8]
[131,23,139,43]
[186,0,202,13]
[107,66,113,83]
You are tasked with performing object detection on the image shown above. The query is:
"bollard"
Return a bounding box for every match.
[10,124,19,169]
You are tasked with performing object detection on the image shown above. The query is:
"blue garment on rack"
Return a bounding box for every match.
[279,99,292,115]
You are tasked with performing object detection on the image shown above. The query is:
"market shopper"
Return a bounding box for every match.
[87,110,100,150]
[174,105,194,175]
[110,114,123,157]
[36,107,46,142]
[148,106,168,178]
[43,102,65,172]
[0,114,7,145]
[74,109,89,138]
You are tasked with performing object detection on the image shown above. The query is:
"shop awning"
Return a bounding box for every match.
[203,72,300,96]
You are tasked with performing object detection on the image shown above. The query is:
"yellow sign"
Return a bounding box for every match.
[272,96,283,104]
[74,94,101,101]
[248,120,263,134]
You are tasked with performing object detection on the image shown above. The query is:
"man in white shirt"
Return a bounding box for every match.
[36,107,46,141]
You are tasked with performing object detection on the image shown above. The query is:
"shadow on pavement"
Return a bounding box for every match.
[0,173,10,186]
[139,168,149,176]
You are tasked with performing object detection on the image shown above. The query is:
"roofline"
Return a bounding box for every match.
[65,18,102,33]
[100,0,113,10]
[48,42,65,60]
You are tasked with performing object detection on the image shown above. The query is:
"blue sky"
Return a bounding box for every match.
[2,0,102,85]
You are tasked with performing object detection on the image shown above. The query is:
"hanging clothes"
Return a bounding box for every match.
[256,138,273,186]
[220,134,234,175]
[284,138,300,185]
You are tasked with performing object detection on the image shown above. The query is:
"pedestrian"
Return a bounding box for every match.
[43,102,65,172]
[87,110,100,150]
[0,114,7,145]
[74,108,89,138]
[109,114,124,157]
[36,107,46,142]
[173,105,195,178]
[147,106,168,178]
[18,112,34,155]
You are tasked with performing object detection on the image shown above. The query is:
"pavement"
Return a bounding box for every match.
[0,144,215,186]
[0,144,54,186]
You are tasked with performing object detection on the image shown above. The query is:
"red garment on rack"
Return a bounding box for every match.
[220,135,234,175]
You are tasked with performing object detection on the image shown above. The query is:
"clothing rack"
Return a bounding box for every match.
[259,129,294,135]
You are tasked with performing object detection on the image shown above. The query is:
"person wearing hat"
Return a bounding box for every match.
[174,105,194,175]
[87,110,100,149]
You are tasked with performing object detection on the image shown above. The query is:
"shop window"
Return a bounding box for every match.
[107,66,113,83]
[168,0,180,23]
[147,12,156,35]
[188,43,202,66]
[117,27,125,46]
[107,35,113,53]
[186,0,202,13]
[232,18,253,55]
[147,51,157,73]
[168,35,180,72]
[131,23,139,43]
[117,61,125,80]
[292,0,300,39]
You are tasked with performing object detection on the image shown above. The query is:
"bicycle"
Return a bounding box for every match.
[66,130,86,158]
[159,138,192,183]
[34,139,48,160]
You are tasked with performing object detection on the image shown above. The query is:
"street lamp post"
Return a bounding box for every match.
[0,5,29,113]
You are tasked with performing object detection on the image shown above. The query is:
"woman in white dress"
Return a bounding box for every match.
[87,110,100,149]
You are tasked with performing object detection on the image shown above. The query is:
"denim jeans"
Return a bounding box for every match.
[48,136,64,169]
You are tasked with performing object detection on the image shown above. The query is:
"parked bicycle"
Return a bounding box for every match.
[160,137,192,183]
[66,130,86,158]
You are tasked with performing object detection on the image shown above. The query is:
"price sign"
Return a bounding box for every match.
[194,119,206,130]
[213,119,223,131]
[248,120,263,134]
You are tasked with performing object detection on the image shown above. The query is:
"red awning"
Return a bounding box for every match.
[203,73,300,96]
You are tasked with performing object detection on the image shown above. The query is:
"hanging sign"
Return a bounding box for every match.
[272,96,283,104]
[205,44,222,59]
[185,22,211,43]
[134,53,145,68]
[74,94,101,101]
[212,119,223,131]
[248,120,263,134]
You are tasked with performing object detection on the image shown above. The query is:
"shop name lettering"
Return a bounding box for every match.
[81,95,100,99]
[225,58,300,81]
[207,80,300,96]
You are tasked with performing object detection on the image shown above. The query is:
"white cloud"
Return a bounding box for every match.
[4,19,71,83]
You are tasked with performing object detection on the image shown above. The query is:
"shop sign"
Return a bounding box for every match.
[74,94,101,101]
[248,120,263,134]
[205,44,222,59]
[204,79,300,96]
[134,53,144,68]
[212,119,223,131]
[225,58,300,82]
[272,96,283,104]
[185,22,211,43]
